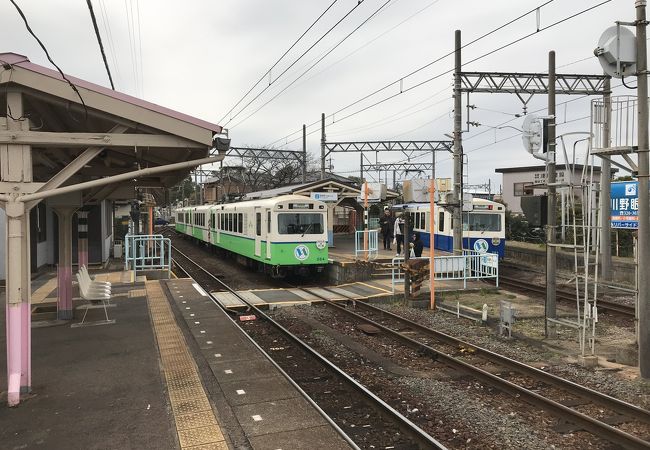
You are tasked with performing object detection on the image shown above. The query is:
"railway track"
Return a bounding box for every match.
[171,245,445,449]
[495,275,636,317]
[297,292,650,449]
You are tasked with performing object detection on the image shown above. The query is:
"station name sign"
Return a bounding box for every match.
[611,181,639,229]
[311,192,338,202]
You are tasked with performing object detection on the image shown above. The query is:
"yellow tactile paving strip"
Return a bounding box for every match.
[145,281,228,450]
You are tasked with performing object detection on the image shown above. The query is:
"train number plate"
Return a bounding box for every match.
[238,314,257,321]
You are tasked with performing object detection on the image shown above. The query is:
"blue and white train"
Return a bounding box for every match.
[396,198,506,258]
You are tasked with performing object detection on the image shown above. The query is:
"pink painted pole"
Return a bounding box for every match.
[21,300,31,390]
[56,209,74,320]
[7,304,22,406]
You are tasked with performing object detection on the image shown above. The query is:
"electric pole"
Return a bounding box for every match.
[636,0,650,378]
[453,29,463,253]
[546,50,557,338]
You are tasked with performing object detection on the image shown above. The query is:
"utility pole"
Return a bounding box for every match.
[600,78,612,279]
[636,0,650,378]
[453,29,463,253]
[320,113,326,180]
[546,51,557,338]
[302,124,307,183]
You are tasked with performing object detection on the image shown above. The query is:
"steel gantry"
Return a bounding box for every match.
[452,29,611,341]
[319,128,453,182]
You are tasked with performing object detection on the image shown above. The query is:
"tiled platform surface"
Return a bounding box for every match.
[163,278,352,450]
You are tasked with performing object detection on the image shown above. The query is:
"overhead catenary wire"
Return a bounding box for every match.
[221,0,365,127]
[86,0,115,89]
[266,0,559,147]
[97,0,122,86]
[229,0,398,130]
[9,0,88,119]
[218,0,341,125]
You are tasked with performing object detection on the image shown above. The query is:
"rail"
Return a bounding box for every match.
[170,246,445,449]
[124,234,171,280]
[391,251,499,292]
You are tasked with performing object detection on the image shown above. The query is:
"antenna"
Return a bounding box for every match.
[594,25,637,78]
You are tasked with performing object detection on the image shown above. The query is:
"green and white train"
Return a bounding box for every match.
[174,195,329,277]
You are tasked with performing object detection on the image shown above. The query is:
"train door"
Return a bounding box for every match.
[254,207,262,257]
[265,209,272,259]
[216,212,221,244]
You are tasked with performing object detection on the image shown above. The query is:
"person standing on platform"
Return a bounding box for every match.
[394,214,405,256]
[379,208,393,251]
[412,232,424,258]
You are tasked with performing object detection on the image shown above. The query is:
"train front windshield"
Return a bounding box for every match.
[278,213,324,235]
[463,213,501,232]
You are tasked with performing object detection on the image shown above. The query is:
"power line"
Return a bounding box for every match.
[229,0,397,130]
[86,0,115,89]
[9,0,88,118]
[222,0,364,127]
[266,0,557,147]
[218,0,341,124]
[264,0,443,103]
[97,0,122,85]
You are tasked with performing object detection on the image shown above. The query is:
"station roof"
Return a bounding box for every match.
[243,177,399,202]
[0,52,223,203]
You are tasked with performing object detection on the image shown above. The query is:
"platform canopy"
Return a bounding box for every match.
[0,52,224,203]
[243,178,399,203]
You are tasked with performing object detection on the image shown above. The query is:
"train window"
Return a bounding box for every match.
[267,211,271,233]
[256,213,261,236]
[438,211,445,232]
[211,214,215,229]
[233,214,239,233]
[463,213,501,232]
[219,213,223,230]
[238,213,243,233]
[278,213,323,235]
[228,213,233,232]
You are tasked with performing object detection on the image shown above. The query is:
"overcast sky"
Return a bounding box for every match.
[0,0,636,191]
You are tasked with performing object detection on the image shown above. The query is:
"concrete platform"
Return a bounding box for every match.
[0,277,178,449]
[162,278,352,450]
[1,269,352,449]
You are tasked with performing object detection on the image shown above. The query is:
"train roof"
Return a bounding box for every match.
[174,194,325,211]
[393,197,504,210]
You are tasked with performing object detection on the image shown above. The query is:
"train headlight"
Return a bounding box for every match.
[492,238,501,246]
[316,240,326,250]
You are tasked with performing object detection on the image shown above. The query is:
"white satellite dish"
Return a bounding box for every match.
[594,25,637,78]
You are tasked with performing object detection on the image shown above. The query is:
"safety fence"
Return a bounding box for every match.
[391,251,499,292]
[124,234,172,280]
[355,229,379,260]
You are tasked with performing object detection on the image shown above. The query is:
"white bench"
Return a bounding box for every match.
[71,272,115,327]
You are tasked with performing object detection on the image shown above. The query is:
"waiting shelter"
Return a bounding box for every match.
[0,52,224,405]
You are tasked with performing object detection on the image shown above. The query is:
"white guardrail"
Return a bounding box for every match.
[355,229,379,260]
[391,250,499,293]
[124,234,172,280]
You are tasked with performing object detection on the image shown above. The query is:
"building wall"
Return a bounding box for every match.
[500,169,596,213]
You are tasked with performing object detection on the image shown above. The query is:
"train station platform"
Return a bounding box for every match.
[0,269,352,449]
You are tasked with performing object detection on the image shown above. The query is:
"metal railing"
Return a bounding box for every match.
[391,251,499,292]
[124,234,172,280]
[355,229,379,260]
